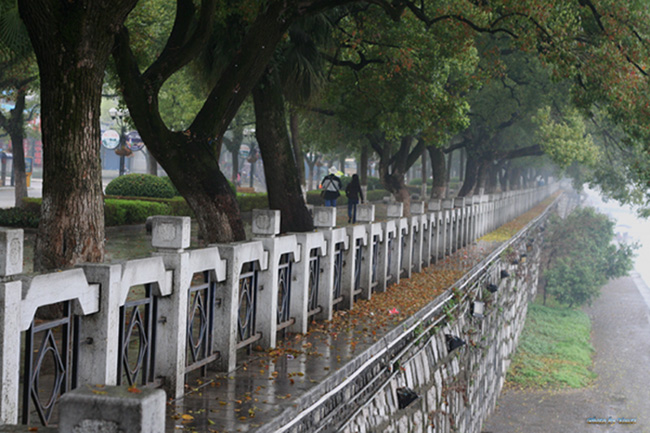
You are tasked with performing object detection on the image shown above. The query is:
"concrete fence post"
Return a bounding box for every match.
[149,216,191,399]
[410,202,425,273]
[386,204,404,285]
[213,241,267,372]
[342,225,368,309]
[252,209,299,349]
[442,198,454,256]
[291,231,325,334]
[0,228,22,424]
[0,281,21,424]
[314,207,348,321]
[78,264,123,387]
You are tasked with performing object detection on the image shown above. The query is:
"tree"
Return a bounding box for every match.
[0,1,38,208]
[0,76,38,207]
[322,7,478,211]
[542,207,635,307]
[18,0,138,270]
[113,1,406,243]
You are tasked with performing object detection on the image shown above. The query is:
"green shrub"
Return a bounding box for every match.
[0,207,39,228]
[161,176,180,196]
[237,193,268,212]
[543,207,636,307]
[366,176,383,191]
[365,189,390,202]
[167,196,193,216]
[105,174,176,199]
[408,177,433,186]
[104,199,171,225]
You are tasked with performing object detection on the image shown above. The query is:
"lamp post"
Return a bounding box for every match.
[108,107,129,176]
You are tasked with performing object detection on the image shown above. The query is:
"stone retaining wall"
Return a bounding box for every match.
[262,196,553,433]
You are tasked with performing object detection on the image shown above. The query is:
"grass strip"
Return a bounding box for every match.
[507,301,596,389]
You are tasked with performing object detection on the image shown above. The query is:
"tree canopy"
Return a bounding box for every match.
[14,0,650,268]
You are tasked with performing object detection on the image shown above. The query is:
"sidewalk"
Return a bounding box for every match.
[481,273,650,433]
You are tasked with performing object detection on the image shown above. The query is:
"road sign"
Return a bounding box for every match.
[126,131,144,151]
[101,130,120,150]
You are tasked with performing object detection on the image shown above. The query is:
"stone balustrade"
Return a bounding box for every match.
[0,185,557,428]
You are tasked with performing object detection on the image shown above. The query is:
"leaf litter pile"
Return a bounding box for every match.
[169,194,558,432]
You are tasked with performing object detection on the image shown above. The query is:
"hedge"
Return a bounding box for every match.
[306,189,392,206]
[105,174,176,199]
[1,188,396,229]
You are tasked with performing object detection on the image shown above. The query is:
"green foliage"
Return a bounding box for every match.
[161,176,180,196]
[305,188,391,205]
[104,199,171,226]
[408,178,433,186]
[543,207,636,307]
[105,174,176,199]
[366,177,383,191]
[534,106,600,169]
[508,302,596,389]
[11,197,199,227]
[0,206,39,228]
[237,193,268,212]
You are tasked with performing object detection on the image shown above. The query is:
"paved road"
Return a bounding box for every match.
[482,272,650,433]
[0,179,42,208]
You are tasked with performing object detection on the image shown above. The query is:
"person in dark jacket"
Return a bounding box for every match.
[321,167,342,207]
[345,174,364,223]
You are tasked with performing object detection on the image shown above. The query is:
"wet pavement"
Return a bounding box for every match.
[165,236,500,433]
[481,273,650,433]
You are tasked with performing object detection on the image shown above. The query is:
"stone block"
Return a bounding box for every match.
[410,201,425,215]
[386,203,403,218]
[428,200,441,211]
[151,216,190,250]
[252,209,281,236]
[0,228,22,277]
[442,198,454,209]
[356,204,375,222]
[58,385,166,433]
[313,206,337,228]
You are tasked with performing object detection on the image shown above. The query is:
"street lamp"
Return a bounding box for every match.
[108,107,130,176]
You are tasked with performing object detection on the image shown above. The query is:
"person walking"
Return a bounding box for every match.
[321,167,342,207]
[345,174,364,223]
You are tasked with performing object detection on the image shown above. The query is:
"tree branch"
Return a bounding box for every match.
[142,0,217,91]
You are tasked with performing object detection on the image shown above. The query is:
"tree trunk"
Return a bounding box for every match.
[253,68,313,233]
[372,135,412,215]
[459,147,466,184]
[420,150,427,198]
[428,145,447,199]
[152,132,246,243]
[145,149,158,176]
[0,86,30,208]
[289,108,305,187]
[498,162,509,192]
[457,153,478,197]
[360,144,368,185]
[19,0,137,270]
[446,150,453,186]
[476,160,490,193]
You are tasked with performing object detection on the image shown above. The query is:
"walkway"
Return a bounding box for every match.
[165,241,484,432]
[481,273,650,433]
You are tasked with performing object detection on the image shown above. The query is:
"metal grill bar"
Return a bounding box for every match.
[353,238,363,296]
[186,271,219,376]
[371,235,380,289]
[118,284,158,387]
[237,261,259,352]
[307,249,321,317]
[22,301,76,426]
[333,243,344,310]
